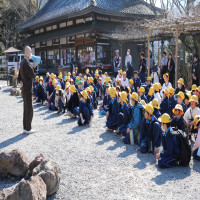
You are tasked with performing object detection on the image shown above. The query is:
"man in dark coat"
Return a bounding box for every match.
[192,54,200,86]
[167,53,175,86]
[70,52,76,74]
[18,46,36,134]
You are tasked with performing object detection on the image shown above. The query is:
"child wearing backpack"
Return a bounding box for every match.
[124,92,143,144]
[157,114,178,168]
[192,115,200,160]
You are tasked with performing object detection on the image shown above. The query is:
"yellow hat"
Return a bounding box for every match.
[148,87,154,96]
[119,91,127,102]
[52,80,58,85]
[163,73,169,80]
[163,88,169,97]
[151,99,160,109]
[81,90,88,99]
[50,74,55,79]
[54,74,57,79]
[177,91,185,100]
[158,113,171,123]
[172,104,184,116]
[168,87,175,95]
[129,79,134,85]
[140,100,146,107]
[35,76,39,79]
[117,78,122,83]
[119,70,123,74]
[46,72,49,76]
[55,85,61,91]
[89,85,94,92]
[147,77,152,81]
[88,77,94,83]
[177,78,184,85]
[68,72,71,76]
[192,84,197,91]
[58,75,62,79]
[194,115,200,129]
[39,76,44,82]
[105,77,111,83]
[83,75,87,80]
[153,83,159,92]
[185,92,192,100]
[130,92,139,102]
[196,86,200,92]
[70,85,76,93]
[139,87,145,93]
[86,69,89,73]
[109,87,117,98]
[157,82,161,90]
[144,104,154,115]
[86,87,91,93]
[95,73,99,77]
[65,82,70,89]
[122,71,126,75]
[189,95,199,104]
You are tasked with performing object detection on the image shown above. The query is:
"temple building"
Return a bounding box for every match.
[18,0,161,73]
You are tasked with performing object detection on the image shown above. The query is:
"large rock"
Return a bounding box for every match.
[0,149,30,177]
[5,176,47,200]
[33,160,61,196]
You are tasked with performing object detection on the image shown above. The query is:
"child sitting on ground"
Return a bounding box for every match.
[139,87,148,103]
[99,85,111,115]
[36,76,46,105]
[55,85,66,114]
[160,89,170,115]
[177,91,187,113]
[192,115,200,160]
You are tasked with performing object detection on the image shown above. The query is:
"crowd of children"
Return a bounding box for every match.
[33,69,200,168]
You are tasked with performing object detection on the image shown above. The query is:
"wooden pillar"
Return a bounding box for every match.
[175,28,179,88]
[147,30,152,77]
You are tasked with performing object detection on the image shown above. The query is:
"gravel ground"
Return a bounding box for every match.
[0,80,200,200]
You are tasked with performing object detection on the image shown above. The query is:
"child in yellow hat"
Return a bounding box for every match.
[145,77,152,96]
[33,75,39,97]
[146,87,154,103]
[192,115,200,160]
[138,87,148,103]
[161,73,172,98]
[106,87,119,131]
[48,80,58,111]
[36,76,46,105]
[177,91,187,113]
[175,78,185,94]
[160,88,170,115]
[55,85,66,114]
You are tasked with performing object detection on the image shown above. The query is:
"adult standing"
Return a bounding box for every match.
[18,46,36,134]
[160,52,168,84]
[139,52,146,84]
[167,53,175,86]
[192,54,200,86]
[125,49,132,79]
[70,52,76,74]
[113,50,121,77]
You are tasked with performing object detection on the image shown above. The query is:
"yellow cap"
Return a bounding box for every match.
[119,91,127,102]
[147,77,152,81]
[88,77,94,83]
[144,104,154,115]
[129,79,134,85]
[158,113,171,123]
[148,87,154,96]
[189,95,199,104]
[163,73,169,80]
[39,76,44,82]
[140,100,146,107]
[119,70,123,74]
[185,92,192,100]
[130,92,139,102]
[52,80,58,85]
[192,84,197,91]
[177,78,184,85]
[122,71,126,75]
[196,86,200,92]
[153,83,159,92]
[117,78,122,83]
[194,115,200,129]
[58,75,62,79]
[55,85,61,91]
[109,87,117,98]
[86,69,89,73]
[68,72,71,76]
[152,99,160,109]
[35,76,39,79]
[89,85,94,92]
[46,72,49,75]
[172,104,184,116]
[81,90,88,99]
[70,85,76,93]
[104,72,108,75]
[105,77,111,83]
[177,91,185,100]
[168,87,175,95]
[86,87,91,93]
[163,88,170,97]
[65,82,70,89]
[139,87,145,93]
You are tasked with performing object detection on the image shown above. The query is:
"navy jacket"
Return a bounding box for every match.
[153,109,161,119]
[119,103,131,125]
[107,98,119,119]
[160,97,169,115]
[79,100,93,116]
[147,95,154,103]
[169,95,177,116]
[145,84,152,96]
[171,116,187,133]
[141,94,148,103]
[133,77,141,92]
[103,94,111,109]
[46,82,54,96]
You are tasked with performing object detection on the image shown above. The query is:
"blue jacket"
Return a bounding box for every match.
[179,102,187,113]
[153,109,161,119]
[49,89,56,103]
[107,98,119,119]
[160,97,169,114]
[133,77,141,92]
[59,80,65,90]
[35,84,45,98]
[46,82,54,96]
[141,94,148,103]
[147,95,154,103]
[130,86,135,93]
[160,127,177,157]
[128,103,143,130]
[145,84,152,96]
[139,115,162,148]
[103,94,111,108]
[120,103,131,125]
[79,100,93,116]
[169,95,177,116]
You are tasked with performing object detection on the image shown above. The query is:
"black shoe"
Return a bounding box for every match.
[57,110,61,114]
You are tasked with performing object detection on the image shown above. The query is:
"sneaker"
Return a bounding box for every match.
[26,129,35,134]
[23,130,27,134]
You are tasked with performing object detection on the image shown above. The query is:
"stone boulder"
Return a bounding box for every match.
[5,176,47,200]
[33,160,61,196]
[0,149,30,177]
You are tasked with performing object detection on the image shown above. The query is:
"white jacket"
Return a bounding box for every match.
[122,78,129,88]
[184,107,200,123]
[154,92,162,105]
[160,82,172,98]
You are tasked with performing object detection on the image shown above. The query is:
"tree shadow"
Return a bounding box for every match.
[117,144,136,158]
[2,88,11,93]
[67,125,88,135]
[0,134,28,149]
[96,131,114,146]
[34,106,48,112]
[151,165,191,185]
[57,118,77,125]
[43,113,60,120]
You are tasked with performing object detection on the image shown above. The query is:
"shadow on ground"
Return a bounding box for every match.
[0,134,28,149]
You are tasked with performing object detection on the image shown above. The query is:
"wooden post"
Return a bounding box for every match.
[147,30,152,77]
[175,28,179,88]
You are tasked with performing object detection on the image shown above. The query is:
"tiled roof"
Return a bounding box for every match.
[18,0,161,30]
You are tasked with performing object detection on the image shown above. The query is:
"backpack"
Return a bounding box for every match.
[172,128,191,166]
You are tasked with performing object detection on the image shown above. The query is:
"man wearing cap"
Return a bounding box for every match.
[139,52,146,84]
[137,104,162,153]
[18,46,36,134]
[70,52,76,74]
[157,114,179,168]
[171,104,187,133]
[113,50,121,77]
[125,49,133,79]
